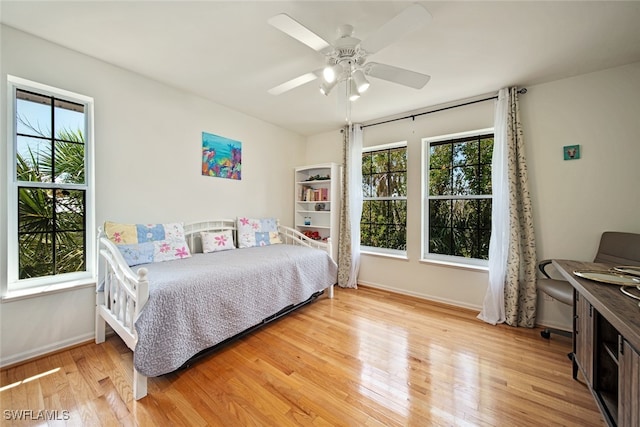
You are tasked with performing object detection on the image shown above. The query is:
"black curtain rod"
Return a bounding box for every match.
[361,88,527,129]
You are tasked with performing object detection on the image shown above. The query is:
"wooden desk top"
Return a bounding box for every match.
[553,260,640,352]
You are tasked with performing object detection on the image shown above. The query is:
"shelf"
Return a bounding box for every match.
[602,341,619,365]
[296,179,331,185]
[295,162,340,260]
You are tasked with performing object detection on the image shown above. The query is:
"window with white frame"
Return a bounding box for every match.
[423,129,493,265]
[7,76,94,291]
[360,142,407,253]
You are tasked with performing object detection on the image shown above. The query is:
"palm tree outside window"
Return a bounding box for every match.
[7,76,95,291]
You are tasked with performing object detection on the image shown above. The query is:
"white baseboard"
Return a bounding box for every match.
[0,332,95,368]
[358,281,573,332]
[358,280,483,312]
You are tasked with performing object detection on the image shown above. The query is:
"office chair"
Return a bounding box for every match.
[538,231,640,340]
[537,262,573,339]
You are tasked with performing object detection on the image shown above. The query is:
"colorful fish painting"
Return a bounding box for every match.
[202,132,242,180]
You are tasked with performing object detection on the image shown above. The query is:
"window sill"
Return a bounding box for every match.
[361,249,409,261]
[419,258,489,272]
[2,279,95,303]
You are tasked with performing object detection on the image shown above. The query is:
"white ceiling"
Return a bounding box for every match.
[2,1,640,136]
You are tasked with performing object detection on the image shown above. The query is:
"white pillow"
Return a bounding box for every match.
[201,230,235,253]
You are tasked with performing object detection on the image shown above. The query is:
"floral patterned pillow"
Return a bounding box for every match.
[104,222,191,266]
[201,230,235,253]
[236,217,282,248]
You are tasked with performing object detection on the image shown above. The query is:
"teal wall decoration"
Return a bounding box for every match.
[563,145,580,160]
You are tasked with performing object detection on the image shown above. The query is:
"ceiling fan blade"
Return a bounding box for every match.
[366,63,430,89]
[268,71,321,95]
[360,4,432,54]
[268,14,332,54]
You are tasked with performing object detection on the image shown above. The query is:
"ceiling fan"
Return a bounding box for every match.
[267,3,432,101]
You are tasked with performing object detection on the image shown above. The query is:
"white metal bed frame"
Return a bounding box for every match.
[95,219,334,400]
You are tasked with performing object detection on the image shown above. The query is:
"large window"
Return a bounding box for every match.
[7,76,94,291]
[360,142,407,253]
[423,129,493,265]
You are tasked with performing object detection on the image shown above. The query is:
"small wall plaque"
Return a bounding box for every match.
[563,145,580,160]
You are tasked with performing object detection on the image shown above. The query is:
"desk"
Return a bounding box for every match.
[553,260,640,427]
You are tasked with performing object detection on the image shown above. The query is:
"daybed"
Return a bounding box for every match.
[95,219,337,400]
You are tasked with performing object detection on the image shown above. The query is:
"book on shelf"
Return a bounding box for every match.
[300,186,326,202]
[299,186,310,201]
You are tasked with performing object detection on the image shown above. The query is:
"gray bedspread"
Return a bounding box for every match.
[132,244,337,377]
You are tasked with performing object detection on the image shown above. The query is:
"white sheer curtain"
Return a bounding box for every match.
[337,124,363,288]
[478,88,509,325]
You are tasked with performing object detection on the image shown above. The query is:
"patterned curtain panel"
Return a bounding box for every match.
[479,87,537,327]
[337,124,363,288]
[503,87,537,327]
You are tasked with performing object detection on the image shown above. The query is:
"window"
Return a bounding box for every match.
[360,142,407,253]
[7,76,94,291]
[423,129,493,265]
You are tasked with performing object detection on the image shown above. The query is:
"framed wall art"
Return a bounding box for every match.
[202,132,242,180]
[563,144,580,160]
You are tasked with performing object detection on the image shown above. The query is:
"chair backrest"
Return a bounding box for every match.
[593,232,640,266]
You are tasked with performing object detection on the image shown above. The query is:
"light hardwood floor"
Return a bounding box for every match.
[1,286,604,426]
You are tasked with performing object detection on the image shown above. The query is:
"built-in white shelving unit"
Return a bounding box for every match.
[294,162,341,260]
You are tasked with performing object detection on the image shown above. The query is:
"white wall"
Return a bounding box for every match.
[304,61,640,329]
[0,25,305,366]
[525,62,640,258]
[524,62,640,329]
[305,129,343,165]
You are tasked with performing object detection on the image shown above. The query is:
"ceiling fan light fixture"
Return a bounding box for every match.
[323,63,341,83]
[352,69,370,93]
[348,79,360,102]
[319,79,337,96]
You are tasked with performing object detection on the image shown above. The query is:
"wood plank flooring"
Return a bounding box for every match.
[1,286,604,426]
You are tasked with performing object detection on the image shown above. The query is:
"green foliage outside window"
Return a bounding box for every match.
[428,135,493,260]
[15,91,87,280]
[361,146,407,250]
